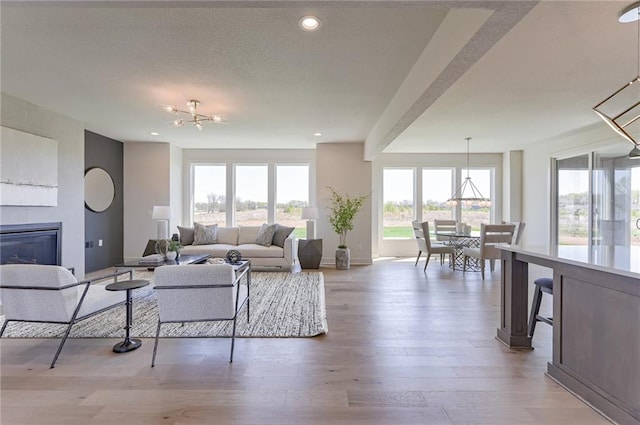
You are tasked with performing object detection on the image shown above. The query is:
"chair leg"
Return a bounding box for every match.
[0,319,9,337]
[230,315,238,363]
[423,254,430,271]
[50,321,75,369]
[481,260,485,280]
[490,259,496,272]
[528,285,543,337]
[415,251,422,266]
[463,256,467,272]
[440,253,444,265]
[151,320,162,367]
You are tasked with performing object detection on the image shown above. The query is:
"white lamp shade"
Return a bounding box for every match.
[152,205,173,220]
[301,207,318,220]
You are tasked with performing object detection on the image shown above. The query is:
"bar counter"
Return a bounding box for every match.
[498,244,640,425]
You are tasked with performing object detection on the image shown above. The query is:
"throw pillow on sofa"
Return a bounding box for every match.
[177,225,195,245]
[255,223,277,247]
[193,222,218,245]
[272,224,294,248]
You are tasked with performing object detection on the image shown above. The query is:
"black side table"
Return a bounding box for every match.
[106,279,150,353]
[298,239,323,269]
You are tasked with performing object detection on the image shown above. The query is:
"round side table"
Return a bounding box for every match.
[105,279,150,353]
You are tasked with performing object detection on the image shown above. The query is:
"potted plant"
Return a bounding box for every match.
[166,240,182,260]
[327,187,369,270]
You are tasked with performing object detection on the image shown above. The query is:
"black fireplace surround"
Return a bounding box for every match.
[0,223,62,266]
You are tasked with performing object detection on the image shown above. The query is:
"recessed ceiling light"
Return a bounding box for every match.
[299,15,321,32]
[150,132,159,136]
[313,132,323,137]
[619,2,640,23]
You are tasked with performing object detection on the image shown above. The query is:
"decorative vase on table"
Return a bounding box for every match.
[166,250,177,261]
[335,247,350,270]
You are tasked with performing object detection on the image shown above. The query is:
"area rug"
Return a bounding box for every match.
[0,271,328,338]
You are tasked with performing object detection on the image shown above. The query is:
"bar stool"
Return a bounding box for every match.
[528,277,553,337]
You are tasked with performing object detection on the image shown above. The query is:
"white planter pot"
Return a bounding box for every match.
[166,250,178,261]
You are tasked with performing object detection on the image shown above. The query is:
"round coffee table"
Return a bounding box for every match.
[106,279,150,353]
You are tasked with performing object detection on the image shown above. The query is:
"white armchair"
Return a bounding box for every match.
[0,264,130,368]
[152,264,250,366]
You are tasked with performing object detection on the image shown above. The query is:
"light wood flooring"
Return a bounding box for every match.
[1,258,612,425]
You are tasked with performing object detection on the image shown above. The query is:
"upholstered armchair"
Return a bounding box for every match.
[412,221,455,270]
[152,264,250,366]
[0,264,131,368]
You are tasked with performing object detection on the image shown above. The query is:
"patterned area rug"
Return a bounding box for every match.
[1,271,328,338]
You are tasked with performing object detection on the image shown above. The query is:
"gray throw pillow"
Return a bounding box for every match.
[193,222,218,245]
[177,225,195,245]
[272,224,294,248]
[255,223,277,247]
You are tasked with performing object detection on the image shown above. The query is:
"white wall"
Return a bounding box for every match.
[316,143,373,265]
[0,93,86,276]
[170,144,183,238]
[123,142,171,258]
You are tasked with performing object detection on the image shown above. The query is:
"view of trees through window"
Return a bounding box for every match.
[276,165,309,238]
[422,168,454,225]
[192,164,309,236]
[193,165,226,225]
[383,168,414,238]
[557,156,589,246]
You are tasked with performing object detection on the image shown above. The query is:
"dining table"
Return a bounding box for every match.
[434,231,481,271]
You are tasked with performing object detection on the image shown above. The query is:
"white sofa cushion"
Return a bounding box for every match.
[238,226,260,244]
[217,227,239,245]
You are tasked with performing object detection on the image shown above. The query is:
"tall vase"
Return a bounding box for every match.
[335,247,350,270]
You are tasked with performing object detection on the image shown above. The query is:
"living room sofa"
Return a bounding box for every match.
[177,224,297,271]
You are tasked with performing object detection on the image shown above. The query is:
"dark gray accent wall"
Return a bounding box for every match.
[85,131,123,272]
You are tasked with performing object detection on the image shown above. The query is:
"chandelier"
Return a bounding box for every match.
[163,100,225,131]
[593,2,640,158]
[447,137,491,207]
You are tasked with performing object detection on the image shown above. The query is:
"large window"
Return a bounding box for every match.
[193,165,226,225]
[460,168,492,231]
[235,165,268,226]
[383,168,414,238]
[191,161,312,228]
[422,168,454,223]
[276,165,309,238]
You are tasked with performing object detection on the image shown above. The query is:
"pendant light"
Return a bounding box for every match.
[447,138,491,207]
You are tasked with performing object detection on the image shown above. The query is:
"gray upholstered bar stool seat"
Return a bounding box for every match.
[528,277,553,337]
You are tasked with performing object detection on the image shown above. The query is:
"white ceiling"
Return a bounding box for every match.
[0,1,636,156]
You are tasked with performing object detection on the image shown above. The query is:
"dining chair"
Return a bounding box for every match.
[433,219,457,242]
[0,264,130,368]
[502,221,526,244]
[462,223,515,279]
[412,221,454,270]
[152,264,249,366]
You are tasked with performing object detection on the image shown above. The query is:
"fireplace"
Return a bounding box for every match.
[0,223,62,266]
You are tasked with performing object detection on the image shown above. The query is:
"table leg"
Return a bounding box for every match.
[113,288,142,353]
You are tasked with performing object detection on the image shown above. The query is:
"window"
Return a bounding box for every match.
[193,165,226,225]
[556,156,589,246]
[235,165,268,226]
[460,168,492,231]
[383,168,414,238]
[422,168,454,224]
[276,165,309,238]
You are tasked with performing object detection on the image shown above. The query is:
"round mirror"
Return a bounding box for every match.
[84,167,115,212]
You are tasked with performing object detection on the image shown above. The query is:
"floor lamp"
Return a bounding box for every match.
[152,206,172,240]
[301,207,318,239]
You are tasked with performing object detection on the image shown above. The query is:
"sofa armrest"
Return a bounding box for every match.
[283,234,298,265]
